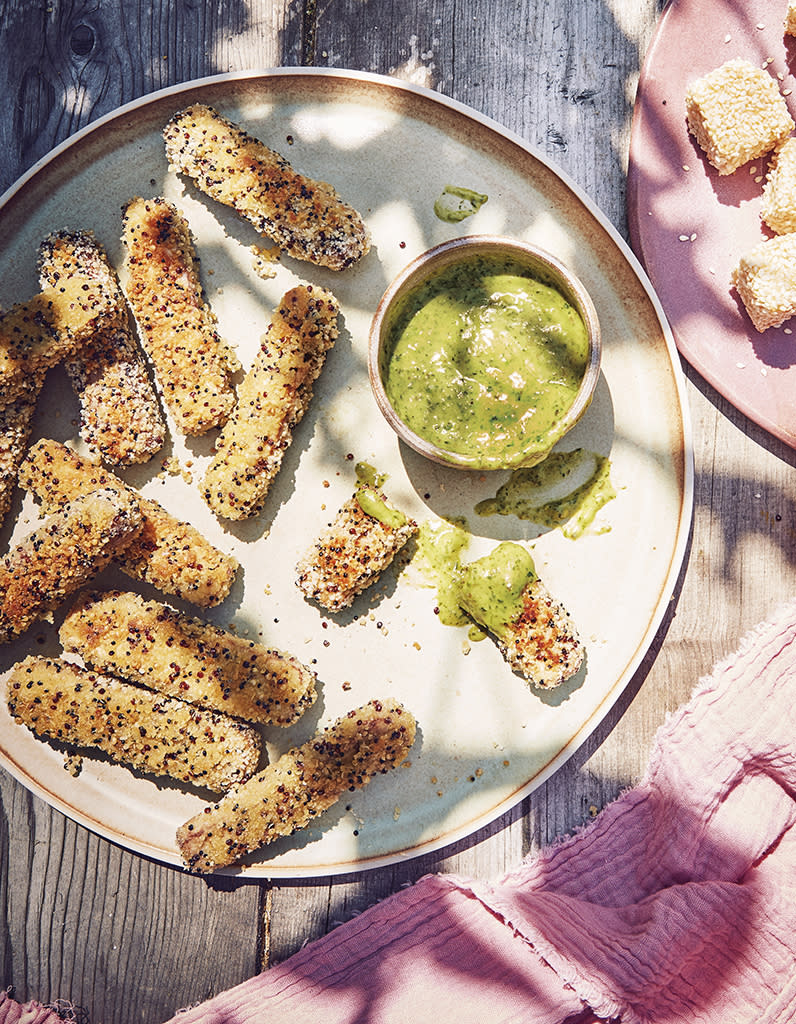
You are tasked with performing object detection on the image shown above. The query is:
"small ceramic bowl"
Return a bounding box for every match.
[368,235,602,471]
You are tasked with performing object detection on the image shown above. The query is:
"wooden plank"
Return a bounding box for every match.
[0,0,301,195]
[0,769,263,1021]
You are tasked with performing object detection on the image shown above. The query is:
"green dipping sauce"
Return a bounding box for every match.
[475,448,616,539]
[433,185,489,223]
[458,541,537,641]
[381,253,590,468]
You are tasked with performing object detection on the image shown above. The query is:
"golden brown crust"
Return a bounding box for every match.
[0,487,143,643]
[202,285,339,521]
[296,490,417,612]
[37,229,166,466]
[496,578,585,689]
[121,196,238,436]
[176,698,416,873]
[18,438,238,608]
[6,655,261,793]
[60,589,317,726]
[0,276,122,404]
[162,103,370,270]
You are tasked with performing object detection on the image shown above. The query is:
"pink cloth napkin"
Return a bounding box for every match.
[0,992,64,1024]
[164,597,796,1024]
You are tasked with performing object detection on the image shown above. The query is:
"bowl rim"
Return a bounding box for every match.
[367,234,603,471]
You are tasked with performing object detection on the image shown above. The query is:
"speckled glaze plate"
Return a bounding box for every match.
[0,69,692,878]
[628,0,796,447]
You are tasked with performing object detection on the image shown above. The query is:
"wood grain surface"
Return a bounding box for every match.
[1,1,795,1021]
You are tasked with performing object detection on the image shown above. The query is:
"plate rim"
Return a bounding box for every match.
[0,67,695,878]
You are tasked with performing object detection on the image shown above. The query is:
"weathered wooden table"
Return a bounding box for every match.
[1,1,794,1021]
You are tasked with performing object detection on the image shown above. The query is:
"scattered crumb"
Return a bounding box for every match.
[250,244,280,279]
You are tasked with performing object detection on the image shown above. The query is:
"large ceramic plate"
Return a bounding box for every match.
[0,69,692,877]
[628,0,796,447]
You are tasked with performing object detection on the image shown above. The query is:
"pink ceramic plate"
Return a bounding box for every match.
[628,0,796,447]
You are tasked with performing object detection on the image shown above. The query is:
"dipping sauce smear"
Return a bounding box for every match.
[381,253,590,468]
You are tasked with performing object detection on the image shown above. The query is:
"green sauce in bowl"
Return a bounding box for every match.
[369,236,601,471]
[380,252,591,468]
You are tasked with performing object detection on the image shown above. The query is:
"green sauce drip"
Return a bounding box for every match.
[458,542,537,640]
[414,518,470,626]
[353,462,407,528]
[357,487,407,529]
[381,254,589,468]
[475,448,615,539]
[433,185,489,222]
[413,522,536,639]
[355,462,386,489]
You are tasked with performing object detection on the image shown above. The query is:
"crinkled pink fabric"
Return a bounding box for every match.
[0,992,63,1024]
[165,599,796,1024]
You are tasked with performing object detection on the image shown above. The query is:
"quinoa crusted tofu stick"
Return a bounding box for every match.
[458,542,584,690]
[0,275,122,404]
[121,196,238,435]
[296,480,418,612]
[6,656,261,793]
[0,487,143,644]
[162,103,370,271]
[18,438,238,608]
[176,698,416,873]
[203,285,339,521]
[37,229,166,466]
[60,589,317,726]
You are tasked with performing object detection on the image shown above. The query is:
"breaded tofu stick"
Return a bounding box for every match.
[18,438,238,608]
[60,589,317,726]
[6,655,261,793]
[37,229,166,466]
[121,196,238,435]
[296,485,417,612]
[162,103,370,270]
[176,698,416,873]
[458,542,584,690]
[0,373,44,529]
[202,285,339,520]
[0,275,121,404]
[0,487,142,643]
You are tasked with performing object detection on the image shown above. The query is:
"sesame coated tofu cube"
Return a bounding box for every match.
[787,2,796,37]
[685,59,794,175]
[762,138,796,233]
[731,233,796,332]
